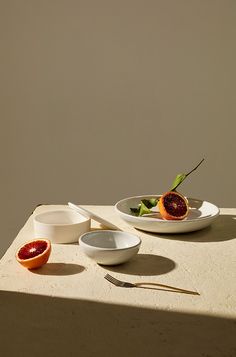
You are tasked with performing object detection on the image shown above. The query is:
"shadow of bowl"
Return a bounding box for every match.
[140,214,236,243]
[101,254,176,276]
[30,263,85,276]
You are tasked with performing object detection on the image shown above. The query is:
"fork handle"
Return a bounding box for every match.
[134,282,199,295]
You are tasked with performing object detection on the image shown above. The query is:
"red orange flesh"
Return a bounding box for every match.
[16,239,51,269]
[159,191,189,220]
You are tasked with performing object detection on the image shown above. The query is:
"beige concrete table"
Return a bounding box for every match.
[0,205,236,357]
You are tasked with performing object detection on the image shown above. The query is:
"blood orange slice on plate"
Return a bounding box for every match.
[16,239,51,269]
[159,191,189,220]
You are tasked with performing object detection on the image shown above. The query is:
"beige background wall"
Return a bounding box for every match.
[0,0,235,257]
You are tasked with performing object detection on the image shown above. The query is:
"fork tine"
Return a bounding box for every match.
[104,274,135,288]
[104,274,120,285]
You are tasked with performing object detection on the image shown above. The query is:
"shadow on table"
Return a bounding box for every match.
[101,254,176,276]
[30,263,85,276]
[141,214,236,242]
[0,290,235,357]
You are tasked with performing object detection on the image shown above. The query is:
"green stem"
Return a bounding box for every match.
[185,158,205,177]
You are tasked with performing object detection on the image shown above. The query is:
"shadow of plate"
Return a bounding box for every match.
[137,215,236,242]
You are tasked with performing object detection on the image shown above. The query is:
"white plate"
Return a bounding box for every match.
[115,195,220,234]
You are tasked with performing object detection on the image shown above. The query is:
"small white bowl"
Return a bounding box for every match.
[79,230,141,265]
[33,210,91,244]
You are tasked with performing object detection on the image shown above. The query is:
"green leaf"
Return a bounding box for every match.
[130,207,140,216]
[141,198,158,209]
[170,173,187,191]
[139,201,151,216]
[170,158,205,191]
[149,198,158,207]
[130,198,158,216]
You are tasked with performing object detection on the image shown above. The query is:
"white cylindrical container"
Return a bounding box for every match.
[33,210,91,244]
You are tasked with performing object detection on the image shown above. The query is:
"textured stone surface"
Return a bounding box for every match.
[0,205,236,356]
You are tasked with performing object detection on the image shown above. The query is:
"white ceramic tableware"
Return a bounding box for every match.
[79,230,141,265]
[33,209,91,244]
[68,202,120,230]
[115,195,220,234]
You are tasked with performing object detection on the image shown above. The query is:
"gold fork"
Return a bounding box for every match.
[105,274,199,295]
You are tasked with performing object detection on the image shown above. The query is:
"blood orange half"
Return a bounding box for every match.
[16,239,51,269]
[159,191,189,220]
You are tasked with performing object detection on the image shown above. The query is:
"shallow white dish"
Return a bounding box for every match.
[34,210,91,244]
[115,195,220,234]
[79,230,141,265]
